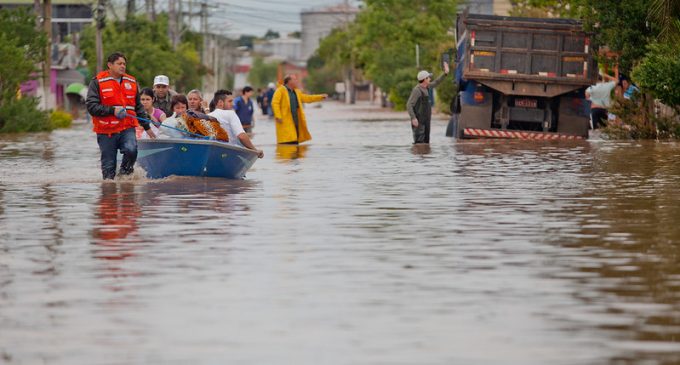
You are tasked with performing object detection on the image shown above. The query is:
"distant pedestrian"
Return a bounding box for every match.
[586,70,618,129]
[86,52,154,180]
[406,63,449,144]
[234,86,256,133]
[271,74,327,144]
[256,88,267,115]
[152,75,177,117]
[265,82,276,117]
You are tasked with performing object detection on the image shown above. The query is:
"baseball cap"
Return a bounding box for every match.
[417,70,432,81]
[153,75,169,86]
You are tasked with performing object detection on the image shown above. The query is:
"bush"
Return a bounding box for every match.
[0,97,51,133]
[603,95,680,139]
[632,42,680,115]
[50,109,73,129]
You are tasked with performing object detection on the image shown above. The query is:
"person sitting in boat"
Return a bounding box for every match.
[160,94,229,142]
[137,87,166,139]
[187,89,211,114]
[209,90,264,158]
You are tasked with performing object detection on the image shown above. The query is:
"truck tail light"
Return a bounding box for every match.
[474,92,484,103]
[471,30,476,47]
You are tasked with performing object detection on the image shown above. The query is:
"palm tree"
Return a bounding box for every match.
[648,0,680,41]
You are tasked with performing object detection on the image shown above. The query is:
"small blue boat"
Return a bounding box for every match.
[136,138,258,179]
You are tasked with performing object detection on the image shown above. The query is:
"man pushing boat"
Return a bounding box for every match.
[86,52,154,180]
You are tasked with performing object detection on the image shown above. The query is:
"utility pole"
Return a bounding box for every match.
[126,0,135,19]
[168,0,178,49]
[177,0,183,41]
[43,0,52,109]
[150,0,156,21]
[416,44,420,68]
[95,0,106,73]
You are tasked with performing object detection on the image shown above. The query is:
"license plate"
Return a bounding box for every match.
[516,98,537,108]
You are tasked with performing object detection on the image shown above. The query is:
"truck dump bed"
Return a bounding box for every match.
[456,13,597,97]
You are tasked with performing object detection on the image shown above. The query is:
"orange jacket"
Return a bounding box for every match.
[91,71,141,134]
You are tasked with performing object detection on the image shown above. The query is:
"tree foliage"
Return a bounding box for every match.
[648,0,680,41]
[632,42,680,113]
[314,0,458,110]
[80,14,205,91]
[0,8,50,133]
[247,56,278,88]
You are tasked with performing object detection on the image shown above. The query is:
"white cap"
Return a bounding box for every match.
[153,75,169,86]
[268,82,276,88]
[417,70,432,81]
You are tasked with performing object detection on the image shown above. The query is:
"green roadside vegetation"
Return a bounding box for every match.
[79,14,207,92]
[0,9,210,134]
[512,0,680,138]
[0,8,51,133]
[247,56,278,89]
[310,0,680,138]
[308,0,458,111]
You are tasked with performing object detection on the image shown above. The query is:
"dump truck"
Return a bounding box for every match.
[447,13,597,140]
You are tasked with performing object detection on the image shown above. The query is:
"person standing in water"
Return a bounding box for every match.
[406,62,449,144]
[86,52,154,180]
[271,74,327,144]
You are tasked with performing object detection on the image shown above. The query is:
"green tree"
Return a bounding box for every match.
[80,14,204,91]
[247,56,278,88]
[648,0,680,41]
[315,0,458,110]
[632,42,680,113]
[264,29,280,40]
[0,8,50,133]
[306,54,342,95]
[239,34,257,49]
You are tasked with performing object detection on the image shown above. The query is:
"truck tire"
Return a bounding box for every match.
[446,114,457,137]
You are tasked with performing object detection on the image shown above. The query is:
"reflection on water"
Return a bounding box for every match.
[1,104,680,364]
[276,143,309,160]
[410,143,432,155]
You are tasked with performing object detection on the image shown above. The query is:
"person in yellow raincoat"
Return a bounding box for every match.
[271,74,327,144]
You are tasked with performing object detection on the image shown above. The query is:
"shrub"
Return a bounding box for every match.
[49,109,73,129]
[603,95,680,139]
[632,42,680,115]
[0,97,51,133]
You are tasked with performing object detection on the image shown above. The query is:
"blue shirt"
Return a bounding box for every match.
[233,96,254,125]
[624,85,639,100]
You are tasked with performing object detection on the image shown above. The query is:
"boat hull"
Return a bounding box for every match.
[136,138,258,179]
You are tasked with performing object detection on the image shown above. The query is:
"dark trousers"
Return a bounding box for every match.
[591,107,608,129]
[96,127,137,180]
[412,119,431,144]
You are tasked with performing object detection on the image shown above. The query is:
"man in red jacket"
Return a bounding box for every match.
[86,52,154,180]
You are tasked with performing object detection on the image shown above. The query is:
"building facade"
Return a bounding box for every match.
[300,3,358,62]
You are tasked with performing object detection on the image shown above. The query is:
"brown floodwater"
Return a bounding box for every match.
[1,102,680,364]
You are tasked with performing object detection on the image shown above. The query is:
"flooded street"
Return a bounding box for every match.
[1,101,680,364]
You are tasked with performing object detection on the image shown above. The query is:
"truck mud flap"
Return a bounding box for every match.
[463,128,584,140]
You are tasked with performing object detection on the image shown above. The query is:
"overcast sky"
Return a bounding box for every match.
[203,0,362,37]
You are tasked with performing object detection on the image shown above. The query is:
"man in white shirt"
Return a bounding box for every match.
[209,90,264,158]
[585,69,619,129]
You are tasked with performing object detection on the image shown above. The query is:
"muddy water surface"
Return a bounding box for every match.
[1,102,680,364]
